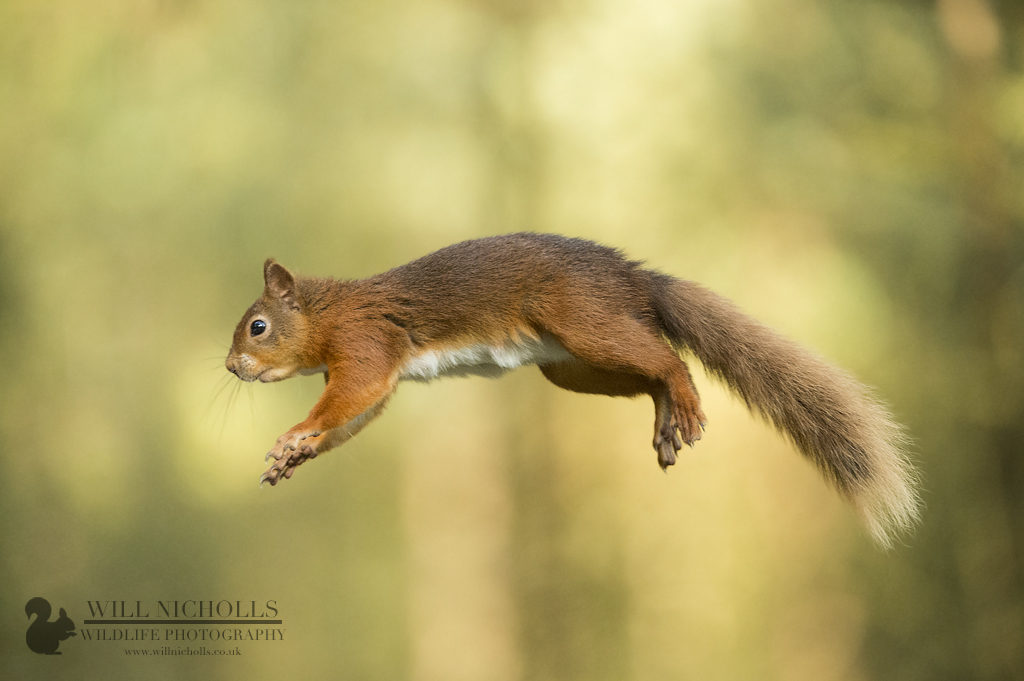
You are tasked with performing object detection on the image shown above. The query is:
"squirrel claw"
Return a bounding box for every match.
[261,465,284,487]
[260,468,280,486]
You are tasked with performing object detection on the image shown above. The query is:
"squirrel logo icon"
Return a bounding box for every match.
[25,597,76,655]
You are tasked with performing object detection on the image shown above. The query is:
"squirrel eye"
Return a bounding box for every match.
[250,319,267,337]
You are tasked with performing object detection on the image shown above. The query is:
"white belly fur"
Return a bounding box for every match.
[399,334,573,382]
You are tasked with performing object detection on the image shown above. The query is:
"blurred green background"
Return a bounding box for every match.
[2,0,1023,679]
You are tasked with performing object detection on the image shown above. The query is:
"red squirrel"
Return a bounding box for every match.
[226,233,918,545]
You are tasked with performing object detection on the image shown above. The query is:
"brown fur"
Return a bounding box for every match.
[225,233,919,546]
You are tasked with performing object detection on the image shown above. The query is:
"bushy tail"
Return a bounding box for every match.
[650,276,919,547]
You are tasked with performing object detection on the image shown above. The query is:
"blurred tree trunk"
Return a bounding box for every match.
[473,4,630,680]
[938,0,1024,677]
[857,1,1024,678]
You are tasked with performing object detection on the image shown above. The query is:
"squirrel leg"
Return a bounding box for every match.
[262,372,397,486]
[540,312,707,465]
[538,359,653,398]
[264,398,392,483]
[539,354,706,470]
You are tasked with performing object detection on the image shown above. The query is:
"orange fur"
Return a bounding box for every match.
[225,233,919,545]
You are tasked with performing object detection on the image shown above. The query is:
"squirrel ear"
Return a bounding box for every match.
[263,259,299,310]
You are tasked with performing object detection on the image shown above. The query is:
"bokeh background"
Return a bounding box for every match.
[2,0,1023,679]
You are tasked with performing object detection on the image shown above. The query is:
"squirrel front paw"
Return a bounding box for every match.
[261,430,322,486]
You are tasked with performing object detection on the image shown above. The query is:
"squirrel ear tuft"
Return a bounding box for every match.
[263,258,283,282]
[264,259,299,310]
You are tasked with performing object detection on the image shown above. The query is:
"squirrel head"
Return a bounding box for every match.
[225,259,320,383]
